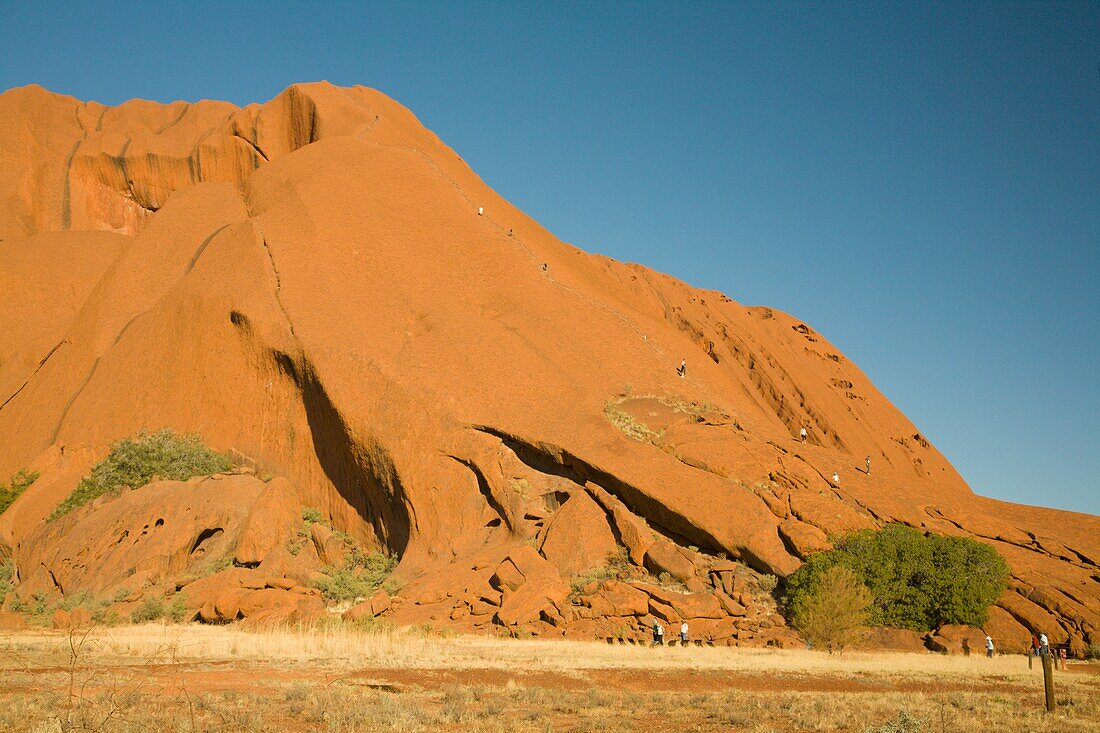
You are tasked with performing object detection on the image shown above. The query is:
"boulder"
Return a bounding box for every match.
[777,518,830,557]
[343,590,391,621]
[643,540,696,583]
[936,624,988,655]
[51,609,70,629]
[310,522,347,569]
[69,606,93,628]
[0,611,26,630]
[234,478,300,566]
[539,491,618,578]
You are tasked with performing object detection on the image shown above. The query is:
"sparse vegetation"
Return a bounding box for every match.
[313,549,398,602]
[48,429,231,521]
[862,710,926,733]
[130,596,165,623]
[0,558,12,598]
[570,547,633,595]
[789,565,872,653]
[0,468,38,515]
[0,624,1097,733]
[784,525,1009,630]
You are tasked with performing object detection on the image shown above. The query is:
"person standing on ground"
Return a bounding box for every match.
[680,621,688,645]
[800,427,808,443]
[1039,632,1050,657]
[985,635,994,658]
[652,620,660,646]
[656,622,665,646]
[865,455,871,475]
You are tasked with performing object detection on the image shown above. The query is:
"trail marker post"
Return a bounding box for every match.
[1041,651,1055,713]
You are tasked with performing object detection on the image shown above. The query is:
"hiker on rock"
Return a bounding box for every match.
[865,455,871,475]
[677,359,686,378]
[832,471,840,486]
[985,635,994,658]
[680,621,688,645]
[800,426,808,443]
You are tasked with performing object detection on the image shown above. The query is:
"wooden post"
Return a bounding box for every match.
[1041,652,1055,713]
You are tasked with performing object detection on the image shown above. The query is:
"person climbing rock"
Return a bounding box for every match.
[478,207,484,216]
[832,471,840,486]
[540,263,547,271]
[677,359,686,378]
[865,455,872,475]
[800,427,808,443]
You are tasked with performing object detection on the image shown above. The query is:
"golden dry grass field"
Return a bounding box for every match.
[1,623,1097,732]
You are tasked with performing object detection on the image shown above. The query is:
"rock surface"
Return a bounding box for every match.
[0,83,1097,651]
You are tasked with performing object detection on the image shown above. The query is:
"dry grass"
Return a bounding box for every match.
[0,623,1096,733]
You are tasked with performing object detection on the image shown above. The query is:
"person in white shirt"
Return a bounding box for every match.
[680,621,689,644]
[800,427,808,443]
[985,635,994,658]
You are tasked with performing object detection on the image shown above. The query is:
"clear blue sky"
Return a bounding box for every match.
[2,1,1097,514]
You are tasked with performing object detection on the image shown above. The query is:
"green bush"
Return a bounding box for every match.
[49,429,231,521]
[783,524,1009,630]
[314,550,398,603]
[0,469,38,516]
[0,558,12,599]
[569,547,632,596]
[789,565,872,653]
[131,596,166,623]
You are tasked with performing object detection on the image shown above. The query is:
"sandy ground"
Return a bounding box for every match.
[1,624,1097,732]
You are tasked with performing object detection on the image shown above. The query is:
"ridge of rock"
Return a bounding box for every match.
[0,83,1095,652]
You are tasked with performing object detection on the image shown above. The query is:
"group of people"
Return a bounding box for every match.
[651,620,690,645]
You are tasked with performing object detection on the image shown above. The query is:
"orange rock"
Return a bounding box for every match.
[0,82,1096,650]
[234,477,300,566]
[310,523,347,569]
[69,606,93,628]
[539,491,618,578]
[51,609,70,629]
[0,611,26,630]
[643,540,697,582]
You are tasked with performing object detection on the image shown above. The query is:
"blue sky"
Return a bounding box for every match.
[2,1,1097,514]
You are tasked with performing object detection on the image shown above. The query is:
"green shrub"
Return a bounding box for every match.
[166,595,189,623]
[313,550,398,603]
[131,596,166,623]
[789,565,872,653]
[49,429,231,521]
[784,525,1009,630]
[757,573,779,594]
[0,558,12,599]
[569,547,632,596]
[0,469,38,516]
[1085,643,1100,661]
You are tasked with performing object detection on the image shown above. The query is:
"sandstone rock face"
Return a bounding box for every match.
[0,83,1097,651]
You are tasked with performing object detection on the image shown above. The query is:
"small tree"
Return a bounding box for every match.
[790,565,871,653]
